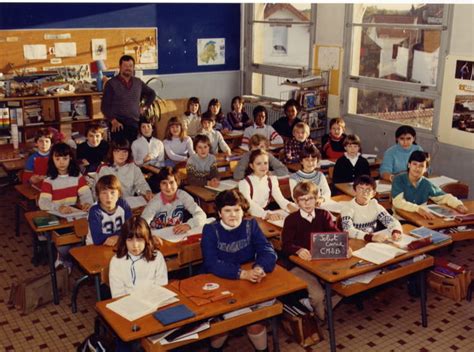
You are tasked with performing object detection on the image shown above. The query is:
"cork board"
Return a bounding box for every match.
[0,27,157,74]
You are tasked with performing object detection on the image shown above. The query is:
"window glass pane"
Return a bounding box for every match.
[348,87,434,129]
[351,27,441,85]
[356,4,444,24]
[251,72,303,101]
[253,3,311,67]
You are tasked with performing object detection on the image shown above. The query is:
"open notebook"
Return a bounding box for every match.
[106,286,178,321]
[151,218,215,243]
[352,243,407,265]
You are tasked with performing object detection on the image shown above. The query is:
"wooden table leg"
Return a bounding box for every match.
[46,232,60,305]
[419,269,428,327]
[94,275,102,301]
[325,282,336,352]
[271,315,279,352]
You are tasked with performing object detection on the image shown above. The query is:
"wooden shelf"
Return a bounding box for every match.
[0,92,101,102]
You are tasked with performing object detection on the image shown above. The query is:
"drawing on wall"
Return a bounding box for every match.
[452,93,474,134]
[455,60,474,80]
[124,34,158,69]
[197,38,225,66]
[92,38,107,61]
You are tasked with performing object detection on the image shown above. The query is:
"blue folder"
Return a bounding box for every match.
[153,304,196,325]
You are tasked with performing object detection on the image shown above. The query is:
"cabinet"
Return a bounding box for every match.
[0,92,103,144]
[280,71,329,141]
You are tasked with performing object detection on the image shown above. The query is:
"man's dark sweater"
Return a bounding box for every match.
[101,76,156,128]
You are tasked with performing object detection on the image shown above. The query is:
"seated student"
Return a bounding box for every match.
[272,98,302,141]
[198,114,231,155]
[332,134,370,185]
[238,149,298,221]
[163,116,195,163]
[321,117,347,159]
[380,125,424,182]
[201,189,277,352]
[182,96,201,137]
[76,123,109,174]
[186,134,220,187]
[97,138,153,201]
[242,105,284,149]
[131,116,165,167]
[233,134,288,180]
[284,121,316,163]
[109,215,168,298]
[202,98,226,132]
[87,174,132,246]
[392,151,467,219]
[141,167,206,235]
[341,175,402,241]
[281,181,346,320]
[22,128,53,187]
[289,145,331,202]
[39,143,94,269]
[224,96,252,131]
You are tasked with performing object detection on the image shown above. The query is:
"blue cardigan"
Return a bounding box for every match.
[380,143,423,176]
[391,173,445,205]
[201,219,277,279]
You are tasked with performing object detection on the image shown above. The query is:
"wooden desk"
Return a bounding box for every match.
[395,200,474,241]
[14,184,40,237]
[335,180,391,209]
[290,224,451,352]
[96,265,307,351]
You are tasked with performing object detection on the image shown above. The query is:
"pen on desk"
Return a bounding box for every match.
[350,260,363,269]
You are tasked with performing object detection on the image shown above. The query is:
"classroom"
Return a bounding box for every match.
[0,2,473,351]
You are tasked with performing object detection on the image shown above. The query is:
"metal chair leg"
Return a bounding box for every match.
[71,274,90,313]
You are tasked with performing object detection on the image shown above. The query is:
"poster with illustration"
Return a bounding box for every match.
[452,93,474,133]
[197,38,225,66]
[455,60,474,80]
[124,33,158,69]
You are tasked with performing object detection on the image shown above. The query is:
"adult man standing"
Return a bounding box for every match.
[101,55,156,143]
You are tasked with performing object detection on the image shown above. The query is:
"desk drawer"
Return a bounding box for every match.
[332,256,434,297]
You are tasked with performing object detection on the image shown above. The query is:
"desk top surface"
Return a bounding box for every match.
[96,264,307,341]
[290,224,451,283]
[15,183,40,200]
[395,200,474,229]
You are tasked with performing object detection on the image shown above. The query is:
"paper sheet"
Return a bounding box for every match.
[428,176,458,188]
[54,42,77,57]
[151,218,215,243]
[23,44,47,60]
[205,180,238,192]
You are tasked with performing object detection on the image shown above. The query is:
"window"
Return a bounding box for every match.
[244,3,316,100]
[342,4,451,131]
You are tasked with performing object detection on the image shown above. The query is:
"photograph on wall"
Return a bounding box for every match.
[451,93,474,133]
[197,38,225,66]
[454,60,474,80]
[91,38,107,61]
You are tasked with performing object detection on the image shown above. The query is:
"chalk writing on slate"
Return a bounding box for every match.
[310,232,348,260]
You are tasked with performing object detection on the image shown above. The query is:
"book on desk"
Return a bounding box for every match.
[33,214,60,228]
[352,243,407,265]
[410,227,452,244]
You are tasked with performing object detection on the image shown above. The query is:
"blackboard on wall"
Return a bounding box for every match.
[0,3,240,75]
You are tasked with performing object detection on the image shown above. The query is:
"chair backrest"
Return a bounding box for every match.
[73,218,89,243]
[441,182,469,199]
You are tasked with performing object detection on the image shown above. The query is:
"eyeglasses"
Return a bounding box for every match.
[355,187,374,194]
[297,196,316,203]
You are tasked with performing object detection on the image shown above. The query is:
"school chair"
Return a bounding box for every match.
[441,182,469,199]
[177,241,202,276]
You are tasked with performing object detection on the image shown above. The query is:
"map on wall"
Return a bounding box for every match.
[197,38,225,66]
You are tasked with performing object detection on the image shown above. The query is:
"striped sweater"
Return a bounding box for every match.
[38,174,93,211]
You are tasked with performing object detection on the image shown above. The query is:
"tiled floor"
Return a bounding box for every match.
[0,185,473,351]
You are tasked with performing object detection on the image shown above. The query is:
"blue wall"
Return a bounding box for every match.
[0,3,240,74]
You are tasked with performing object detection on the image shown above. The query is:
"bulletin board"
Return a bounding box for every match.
[0,27,157,74]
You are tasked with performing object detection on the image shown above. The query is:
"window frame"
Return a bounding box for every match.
[243,3,318,100]
[341,3,453,135]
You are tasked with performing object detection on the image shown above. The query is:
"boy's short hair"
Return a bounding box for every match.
[193,134,212,150]
[155,166,180,186]
[119,55,135,66]
[35,128,53,142]
[352,175,376,191]
[215,189,250,213]
[293,122,310,136]
[85,123,105,136]
[252,105,267,119]
[343,134,361,147]
[408,150,430,167]
[293,181,319,200]
[95,174,122,197]
[284,98,300,113]
[249,134,269,147]
[299,144,321,162]
[138,115,153,129]
[200,113,216,123]
[329,117,346,129]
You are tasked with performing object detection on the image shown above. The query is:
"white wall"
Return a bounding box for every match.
[144,71,240,114]
[449,4,474,56]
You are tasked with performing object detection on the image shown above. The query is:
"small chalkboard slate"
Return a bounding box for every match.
[310,232,348,260]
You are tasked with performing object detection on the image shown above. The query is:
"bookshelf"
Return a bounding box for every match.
[0,92,103,145]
